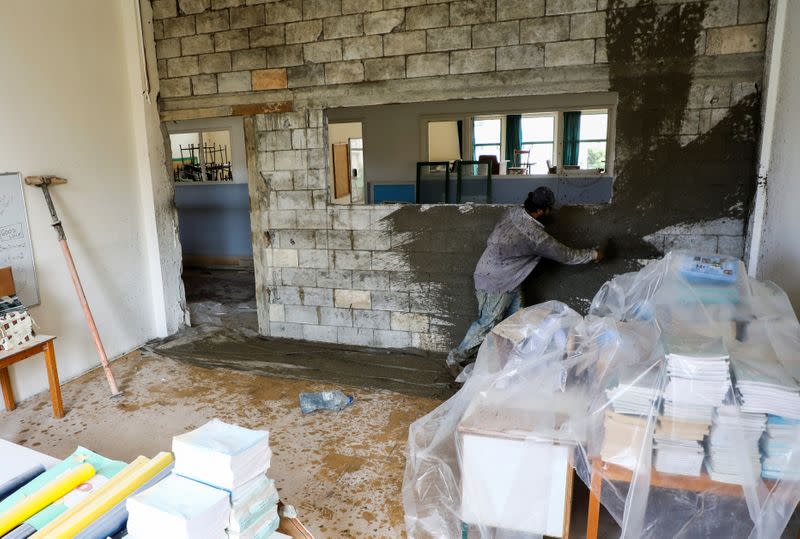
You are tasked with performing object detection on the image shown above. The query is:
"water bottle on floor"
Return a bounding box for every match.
[299,390,354,413]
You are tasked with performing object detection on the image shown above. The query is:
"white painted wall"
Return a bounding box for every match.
[0,0,180,406]
[754,0,800,312]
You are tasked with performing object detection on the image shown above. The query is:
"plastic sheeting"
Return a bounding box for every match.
[403,251,800,539]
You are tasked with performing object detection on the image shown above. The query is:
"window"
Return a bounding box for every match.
[169,130,233,183]
[472,117,502,162]
[576,110,608,170]
[520,114,556,175]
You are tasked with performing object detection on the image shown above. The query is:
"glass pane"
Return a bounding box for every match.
[170,133,199,160]
[474,145,501,162]
[428,121,461,161]
[350,137,363,149]
[473,118,501,144]
[522,143,554,174]
[521,116,554,143]
[578,141,607,170]
[201,130,233,182]
[579,113,608,141]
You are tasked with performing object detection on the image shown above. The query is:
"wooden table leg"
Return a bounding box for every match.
[587,460,603,539]
[0,367,15,412]
[43,342,64,419]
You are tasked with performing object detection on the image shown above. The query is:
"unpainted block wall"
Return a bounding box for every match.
[153,0,768,351]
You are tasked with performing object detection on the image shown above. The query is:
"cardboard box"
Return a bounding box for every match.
[0,267,14,297]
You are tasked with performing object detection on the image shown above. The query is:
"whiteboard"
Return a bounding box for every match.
[0,173,39,306]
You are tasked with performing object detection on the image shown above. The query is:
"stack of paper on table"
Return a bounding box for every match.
[173,419,271,494]
[704,405,766,484]
[606,367,662,416]
[653,416,709,477]
[761,415,800,480]
[126,474,230,539]
[601,411,651,471]
[730,345,800,420]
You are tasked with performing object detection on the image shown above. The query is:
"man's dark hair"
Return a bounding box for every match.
[524,187,555,213]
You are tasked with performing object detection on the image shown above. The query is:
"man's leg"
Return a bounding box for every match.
[505,287,524,317]
[446,289,515,375]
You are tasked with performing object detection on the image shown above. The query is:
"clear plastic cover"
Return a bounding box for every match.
[403,251,800,538]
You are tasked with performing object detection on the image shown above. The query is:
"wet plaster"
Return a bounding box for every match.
[0,350,441,538]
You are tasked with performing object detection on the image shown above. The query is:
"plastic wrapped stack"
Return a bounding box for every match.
[403,251,800,538]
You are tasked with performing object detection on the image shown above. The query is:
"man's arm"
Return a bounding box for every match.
[530,229,598,265]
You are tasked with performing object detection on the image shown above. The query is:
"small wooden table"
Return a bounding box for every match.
[0,335,63,418]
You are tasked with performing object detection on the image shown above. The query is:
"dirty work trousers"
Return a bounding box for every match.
[448,288,523,365]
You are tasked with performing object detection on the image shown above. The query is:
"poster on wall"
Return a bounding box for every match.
[0,172,39,306]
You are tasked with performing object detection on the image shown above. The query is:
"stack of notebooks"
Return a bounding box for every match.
[704,405,766,484]
[653,416,709,477]
[172,419,281,539]
[730,345,800,420]
[761,415,800,481]
[662,334,731,424]
[600,411,651,471]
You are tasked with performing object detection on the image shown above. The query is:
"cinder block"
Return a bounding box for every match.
[281,267,317,286]
[266,0,302,23]
[520,16,569,43]
[182,34,215,54]
[333,250,372,270]
[250,25,286,47]
[472,21,519,48]
[275,229,316,249]
[324,14,364,39]
[164,15,197,38]
[269,303,285,322]
[271,285,302,304]
[168,56,200,77]
[301,286,334,306]
[261,130,292,151]
[373,329,412,349]
[405,4,449,30]
[352,230,391,250]
[267,209,298,229]
[271,248,300,267]
[570,11,605,39]
[298,249,329,268]
[153,0,178,20]
[450,48,495,74]
[391,311,429,332]
[270,321,304,339]
[161,77,192,97]
[496,43,544,70]
[303,40,342,63]
[352,309,390,329]
[276,190,313,210]
[427,26,471,51]
[342,0,382,14]
[214,29,250,51]
[217,70,252,92]
[156,38,181,59]
[364,9,405,35]
[343,35,383,60]
[295,209,328,229]
[191,74,218,94]
[337,327,374,346]
[326,230,351,249]
[352,270,390,290]
[317,269,353,288]
[325,60,365,84]
[305,130,324,150]
[544,39,594,66]
[287,64,326,87]
[498,0,543,21]
[303,324,339,344]
[199,51,232,72]
[268,44,304,67]
[286,20,323,43]
[595,37,607,63]
[154,20,165,40]
[334,289,372,309]
[406,53,449,78]
[233,48,267,70]
[706,24,765,55]
[230,4,265,28]
[320,307,353,326]
[384,0,425,7]
[703,0,738,28]
[197,10,230,33]
[546,0,595,16]
[371,251,407,271]
[450,0,496,25]
[252,68,288,89]
[390,272,427,293]
[383,31,426,56]
[212,0,244,8]
[179,0,210,14]
[738,0,768,24]
[274,150,308,170]
[285,304,319,324]
[302,0,341,19]
[371,290,409,311]
[291,129,307,149]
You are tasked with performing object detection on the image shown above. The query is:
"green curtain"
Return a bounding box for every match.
[562,111,581,166]
[505,115,522,164]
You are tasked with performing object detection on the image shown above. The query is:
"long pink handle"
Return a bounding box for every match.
[59,239,121,396]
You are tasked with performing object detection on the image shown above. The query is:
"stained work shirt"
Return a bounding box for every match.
[473,206,597,293]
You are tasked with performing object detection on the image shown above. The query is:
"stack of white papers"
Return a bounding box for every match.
[601,411,652,471]
[653,416,709,476]
[731,345,800,419]
[662,334,731,423]
[228,475,280,535]
[704,405,766,484]
[761,415,800,480]
[173,419,271,494]
[606,367,662,416]
[126,474,231,539]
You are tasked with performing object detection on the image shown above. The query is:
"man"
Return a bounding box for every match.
[446,187,603,376]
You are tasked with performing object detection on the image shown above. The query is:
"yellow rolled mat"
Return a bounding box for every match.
[31,452,174,539]
[0,463,96,536]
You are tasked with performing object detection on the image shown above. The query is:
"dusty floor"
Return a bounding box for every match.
[183,267,258,331]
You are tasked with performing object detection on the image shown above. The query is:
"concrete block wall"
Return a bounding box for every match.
[152,0,769,352]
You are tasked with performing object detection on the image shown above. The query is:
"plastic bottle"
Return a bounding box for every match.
[299,391,354,413]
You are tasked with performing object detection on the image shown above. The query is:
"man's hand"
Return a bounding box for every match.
[595,248,605,263]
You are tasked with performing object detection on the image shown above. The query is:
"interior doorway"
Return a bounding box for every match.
[165,116,257,331]
[327,122,364,204]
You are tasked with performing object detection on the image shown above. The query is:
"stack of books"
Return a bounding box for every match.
[601,411,651,471]
[172,419,282,539]
[705,405,766,484]
[126,474,230,539]
[653,416,709,477]
[730,345,800,420]
[761,415,800,480]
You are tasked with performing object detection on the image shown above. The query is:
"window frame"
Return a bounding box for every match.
[471,115,505,162]
[519,112,558,174]
[165,116,247,186]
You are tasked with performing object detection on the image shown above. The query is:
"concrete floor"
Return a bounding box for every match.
[183,267,259,331]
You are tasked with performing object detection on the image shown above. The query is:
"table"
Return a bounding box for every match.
[0,335,63,418]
